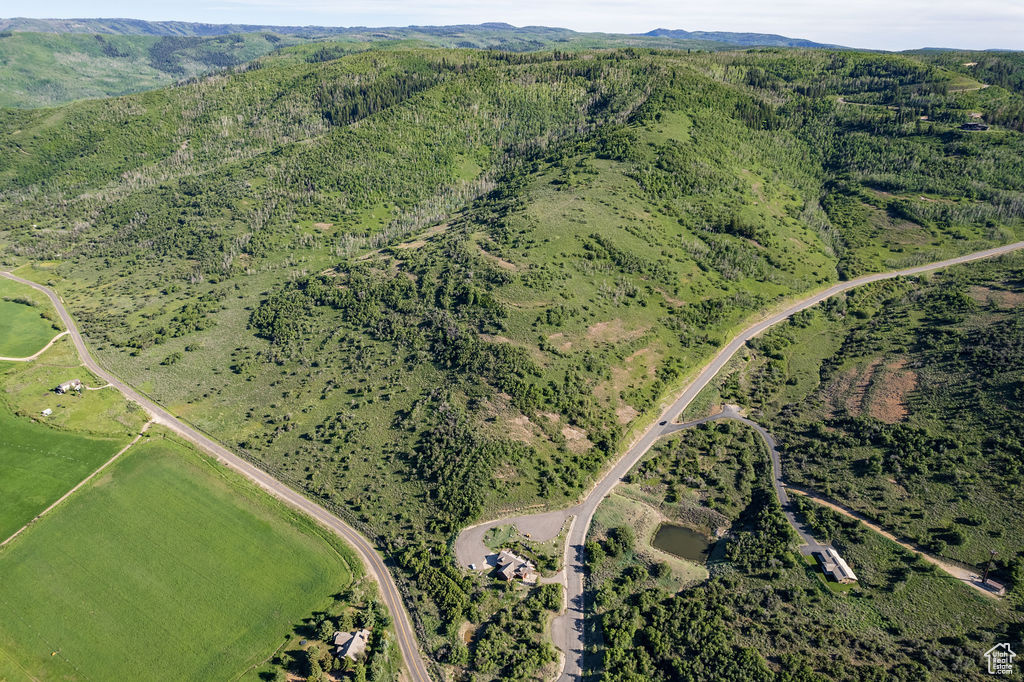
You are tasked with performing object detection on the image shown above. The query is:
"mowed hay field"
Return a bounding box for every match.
[0,432,357,681]
[0,279,60,358]
[0,396,128,541]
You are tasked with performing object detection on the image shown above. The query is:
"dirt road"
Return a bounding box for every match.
[0,330,68,361]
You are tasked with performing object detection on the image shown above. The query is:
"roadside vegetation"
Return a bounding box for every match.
[689,255,1024,592]
[2,41,1024,676]
[586,420,1023,681]
[0,285,396,681]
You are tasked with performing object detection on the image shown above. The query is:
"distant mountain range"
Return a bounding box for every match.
[0,17,842,49]
[642,28,841,49]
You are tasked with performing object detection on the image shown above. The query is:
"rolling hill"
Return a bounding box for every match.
[1,39,1023,680]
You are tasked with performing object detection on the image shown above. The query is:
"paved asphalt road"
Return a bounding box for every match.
[664,406,825,552]
[0,271,432,682]
[553,241,1024,682]
[8,241,1022,682]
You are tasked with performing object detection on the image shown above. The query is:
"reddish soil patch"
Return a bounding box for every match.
[867,359,917,424]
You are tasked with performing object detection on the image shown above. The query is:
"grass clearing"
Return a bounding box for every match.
[0,278,60,358]
[593,493,708,589]
[1,336,148,436]
[0,430,357,681]
[0,391,129,542]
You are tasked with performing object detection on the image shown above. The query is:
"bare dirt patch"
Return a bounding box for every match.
[313,222,333,231]
[843,358,881,416]
[561,424,593,453]
[867,358,917,424]
[508,415,539,444]
[393,239,426,250]
[586,319,646,344]
[547,332,572,351]
[625,346,658,379]
[822,368,855,418]
[616,404,639,425]
[480,394,544,446]
[474,242,518,270]
[967,285,1024,308]
[654,287,686,307]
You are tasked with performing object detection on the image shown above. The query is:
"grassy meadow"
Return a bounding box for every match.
[0,397,128,541]
[0,431,359,681]
[2,43,1024,676]
[0,278,61,358]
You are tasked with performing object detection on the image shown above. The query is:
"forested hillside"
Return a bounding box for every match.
[2,45,1024,678]
[0,21,817,107]
[0,30,302,107]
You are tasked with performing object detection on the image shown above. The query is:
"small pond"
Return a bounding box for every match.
[651,523,712,563]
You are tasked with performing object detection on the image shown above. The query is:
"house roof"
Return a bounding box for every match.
[814,547,857,582]
[334,628,371,660]
[495,549,536,581]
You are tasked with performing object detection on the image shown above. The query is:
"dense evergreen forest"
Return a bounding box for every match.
[2,42,1024,679]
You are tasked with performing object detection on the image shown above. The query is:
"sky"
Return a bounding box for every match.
[7,0,1024,51]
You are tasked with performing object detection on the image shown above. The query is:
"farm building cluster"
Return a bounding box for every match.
[55,379,82,393]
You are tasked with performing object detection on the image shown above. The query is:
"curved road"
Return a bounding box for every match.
[504,241,1024,682]
[0,271,432,682]
[669,409,1005,597]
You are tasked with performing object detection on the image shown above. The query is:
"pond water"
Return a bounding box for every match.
[651,523,712,563]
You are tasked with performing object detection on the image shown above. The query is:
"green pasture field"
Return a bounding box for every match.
[0,278,60,358]
[0,335,147,437]
[0,431,358,681]
[0,397,128,541]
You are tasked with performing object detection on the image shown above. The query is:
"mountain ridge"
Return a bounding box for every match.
[1,16,843,48]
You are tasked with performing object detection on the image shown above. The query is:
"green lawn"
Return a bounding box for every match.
[0,399,128,541]
[0,432,356,681]
[0,278,59,358]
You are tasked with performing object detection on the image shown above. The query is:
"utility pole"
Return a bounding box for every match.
[982,550,997,584]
